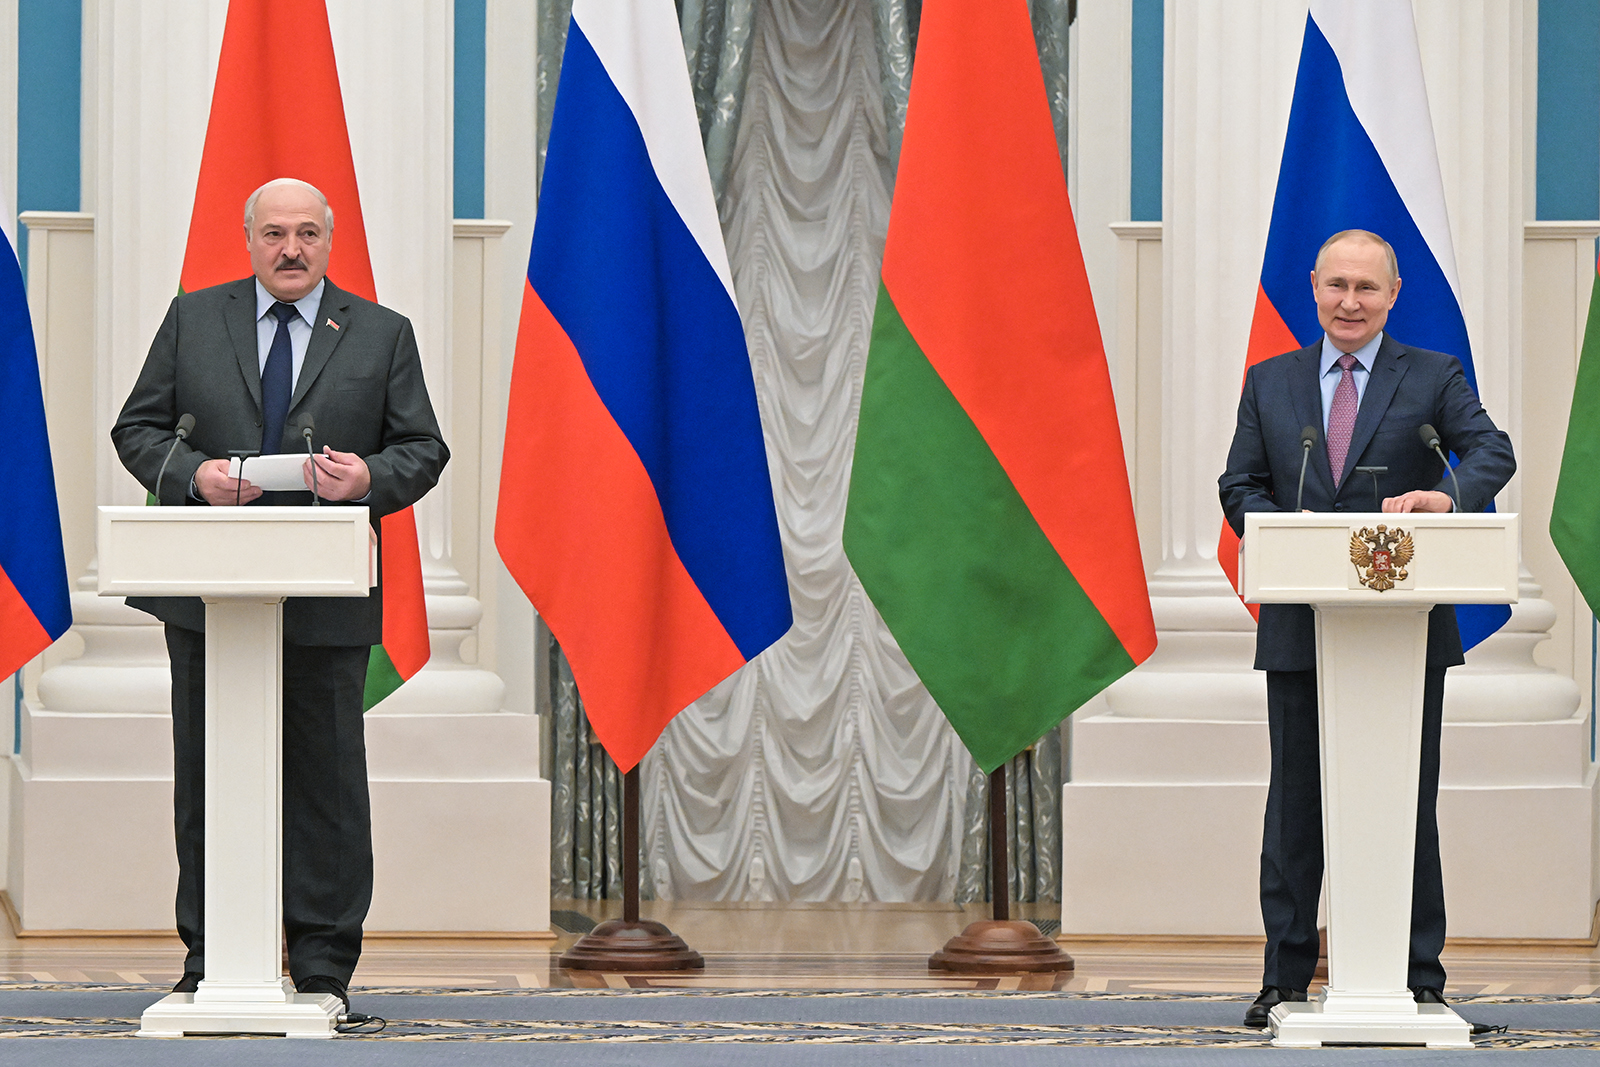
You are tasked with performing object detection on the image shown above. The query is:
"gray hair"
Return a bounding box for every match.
[244,178,335,233]
[1314,229,1398,283]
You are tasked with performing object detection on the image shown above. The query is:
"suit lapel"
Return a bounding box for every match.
[1338,333,1408,488]
[1287,345,1333,491]
[225,279,262,411]
[290,280,351,410]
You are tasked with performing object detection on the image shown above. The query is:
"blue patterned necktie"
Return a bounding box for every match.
[261,300,297,454]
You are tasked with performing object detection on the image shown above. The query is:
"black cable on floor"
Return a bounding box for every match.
[336,1011,386,1034]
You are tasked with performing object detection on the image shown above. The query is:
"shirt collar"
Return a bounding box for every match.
[1319,331,1383,377]
[254,278,325,326]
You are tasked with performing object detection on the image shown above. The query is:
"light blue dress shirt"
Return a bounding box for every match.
[1317,331,1382,432]
[254,278,325,387]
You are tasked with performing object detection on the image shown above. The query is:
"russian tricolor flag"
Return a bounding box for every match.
[0,201,70,680]
[495,0,792,772]
[1221,0,1508,649]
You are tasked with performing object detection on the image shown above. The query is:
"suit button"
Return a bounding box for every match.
[254,418,262,426]
[1333,503,1345,511]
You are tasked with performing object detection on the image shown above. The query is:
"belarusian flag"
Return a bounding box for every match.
[180,0,430,707]
[842,0,1156,774]
[1551,259,1600,613]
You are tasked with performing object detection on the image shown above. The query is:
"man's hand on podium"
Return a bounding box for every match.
[1381,489,1453,514]
[195,458,262,506]
[305,447,371,501]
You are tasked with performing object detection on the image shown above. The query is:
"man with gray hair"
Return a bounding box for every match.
[1220,229,1514,1028]
[112,177,448,1013]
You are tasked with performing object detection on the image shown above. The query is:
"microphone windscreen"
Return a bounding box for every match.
[299,413,316,438]
[1300,425,1317,448]
[175,413,195,437]
[1418,423,1440,449]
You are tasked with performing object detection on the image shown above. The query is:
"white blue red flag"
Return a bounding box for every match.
[1220,0,1508,649]
[0,200,70,679]
[494,0,792,772]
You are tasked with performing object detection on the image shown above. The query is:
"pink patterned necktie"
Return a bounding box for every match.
[1326,353,1359,487]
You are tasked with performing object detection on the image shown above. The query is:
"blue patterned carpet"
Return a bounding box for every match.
[0,986,1594,1063]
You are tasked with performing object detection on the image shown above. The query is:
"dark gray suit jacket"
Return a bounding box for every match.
[1218,333,1515,672]
[111,277,449,647]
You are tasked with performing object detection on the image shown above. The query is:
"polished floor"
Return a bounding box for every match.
[2,899,1599,999]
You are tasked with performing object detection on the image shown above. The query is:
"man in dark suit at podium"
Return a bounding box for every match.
[111,178,448,1011]
[1219,230,1514,1028]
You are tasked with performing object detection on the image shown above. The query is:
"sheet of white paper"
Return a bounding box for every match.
[227,453,310,492]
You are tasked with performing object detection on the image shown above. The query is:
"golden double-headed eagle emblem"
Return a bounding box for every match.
[1350,524,1414,592]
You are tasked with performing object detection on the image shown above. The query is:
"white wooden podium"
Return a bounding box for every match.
[1240,511,1518,1049]
[97,506,376,1038]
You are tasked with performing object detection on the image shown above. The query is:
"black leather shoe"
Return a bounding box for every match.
[1244,985,1307,1028]
[1412,986,1501,1036]
[297,975,350,1012]
[171,972,202,994]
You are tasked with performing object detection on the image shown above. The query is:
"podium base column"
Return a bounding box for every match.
[1270,994,1471,1049]
[138,979,341,1038]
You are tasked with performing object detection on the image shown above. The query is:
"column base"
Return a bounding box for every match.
[1269,1000,1471,1049]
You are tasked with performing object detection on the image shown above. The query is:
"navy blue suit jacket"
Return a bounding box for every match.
[1218,333,1515,672]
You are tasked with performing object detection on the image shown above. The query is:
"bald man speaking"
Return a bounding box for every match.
[1219,230,1514,1028]
[112,178,448,1014]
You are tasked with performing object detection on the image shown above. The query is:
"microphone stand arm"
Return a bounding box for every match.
[1294,441,1313,512]
[303,431,320,505]
[154,431,188,505]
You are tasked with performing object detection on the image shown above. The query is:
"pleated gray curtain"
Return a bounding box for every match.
[953,733,1063,905]
[539,0,1073,905]
[548,640,654,901]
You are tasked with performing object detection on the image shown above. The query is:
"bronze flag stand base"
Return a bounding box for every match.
[556,766,704,972]
[929,765,1074,974]
[929,919,1075,973]
[558,919,705,971]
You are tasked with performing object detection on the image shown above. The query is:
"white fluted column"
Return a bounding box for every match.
[1404,1,1592,938]
[326,1,548,934]
[1065,0,1589,939]
[1063,1,1305,937]
[6,0,224,932]
[12,0,547,935]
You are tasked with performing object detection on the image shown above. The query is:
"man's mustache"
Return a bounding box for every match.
[275,256,308,270]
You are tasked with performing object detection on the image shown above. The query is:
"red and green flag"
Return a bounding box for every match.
[842,0,1156,773]
[179,0,430,707]
[1551,257,1600,614]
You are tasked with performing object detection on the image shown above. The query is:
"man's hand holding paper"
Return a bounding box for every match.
[305,447,371,501]
[224,447,370,501]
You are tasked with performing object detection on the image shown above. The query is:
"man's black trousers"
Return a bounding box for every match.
[166,624,373,986]
[1260,667,1447,993]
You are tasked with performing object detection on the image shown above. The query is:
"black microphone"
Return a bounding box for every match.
[1419,423,1462,511]
[298,414,320,505]
[154,413,195,504]
[1295,425,1317,512]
